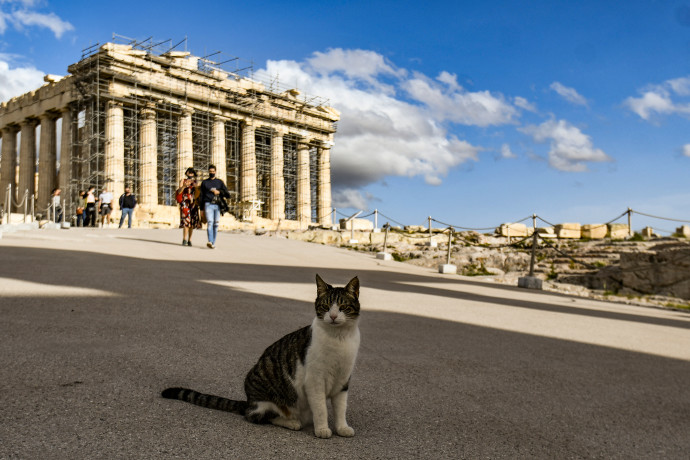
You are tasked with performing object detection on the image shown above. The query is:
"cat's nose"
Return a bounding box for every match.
[330,313,338,321]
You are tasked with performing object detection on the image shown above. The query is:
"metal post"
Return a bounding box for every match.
[383,223,389,253]
[528,231,538,277]
[30,194,35,223]
[532,213,537,231]
[23,190,28,223]
[374,209,378,231]
[428,216,432,240]
[446,227,453,265]
[627,208,633,237]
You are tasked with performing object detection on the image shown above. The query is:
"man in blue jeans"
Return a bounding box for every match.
[199,165,230,249]
[118,186,137,228]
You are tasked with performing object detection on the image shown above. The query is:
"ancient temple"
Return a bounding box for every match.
[0,38,339,227]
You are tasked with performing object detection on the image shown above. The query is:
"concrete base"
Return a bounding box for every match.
[348,239,359,244]
[438,264,457,274]
[61,222,71,229]
[373,228,381,233]
[376,252,392,260]
[43,222,61,230]
[426,241,438,248]
[518,276,543,290]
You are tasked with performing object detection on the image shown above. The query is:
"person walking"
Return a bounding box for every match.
[176,167,201,246]
[199,164,230,249]
[84,187,97,227]
[99,187,113,228]
[118,187,137,228]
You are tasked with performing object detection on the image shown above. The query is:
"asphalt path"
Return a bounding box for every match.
[1,227,689,459]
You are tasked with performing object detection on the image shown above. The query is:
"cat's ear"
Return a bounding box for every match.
[315,274,331,297]
[345,276,360,299]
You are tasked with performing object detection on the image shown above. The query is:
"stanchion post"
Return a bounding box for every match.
[30,194,35,223]
[427,216,437,247]
[446,227,453,265]
[438,226,457,274]
[23,190,28,223]
[374,209,379,232]
[627,208,633,237]
[528,230,538,277]
[532,213,537,232]
[376,223,392,260]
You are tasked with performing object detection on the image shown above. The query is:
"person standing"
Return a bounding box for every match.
[118,187,137,228]
[99,187,113,227]
[176,167,201,246]
[50,188,63,223]
[84,187,97,227]
[199,164,230,249]
[76,190,85,227]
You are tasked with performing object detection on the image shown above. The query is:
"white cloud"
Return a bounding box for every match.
[402,72,519,126]
[520,119,611,172]
[0,1,73,38]
[332,188,370,209]
[0,57,44,102]
[259,50,491,208]
[550,82,588,106]
[682,144,690,158]
[624,76,690,121]
[500,143,516,159]
[514,96,537,112]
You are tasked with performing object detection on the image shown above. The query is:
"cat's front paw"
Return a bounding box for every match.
[336,425,355,437]
[314,426,332,439]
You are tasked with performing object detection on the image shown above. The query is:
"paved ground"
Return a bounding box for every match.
[1,227,689,459]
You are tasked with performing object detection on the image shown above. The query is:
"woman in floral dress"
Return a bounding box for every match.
[176,167,201,246]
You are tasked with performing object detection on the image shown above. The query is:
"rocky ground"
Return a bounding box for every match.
[257,228,690,312]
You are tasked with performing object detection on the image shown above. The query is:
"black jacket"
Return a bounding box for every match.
[119,193,137,209]
[200,178,230,206]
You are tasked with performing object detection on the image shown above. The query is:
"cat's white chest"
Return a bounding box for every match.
[296,321,360,398]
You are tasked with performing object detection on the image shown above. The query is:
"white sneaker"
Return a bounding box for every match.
[207,242,215,249]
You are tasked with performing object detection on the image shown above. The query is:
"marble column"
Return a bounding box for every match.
[18,119,37,203]
[212,116,227,183]
[270,129,285,221]
[241,120,257,218]
[296,139,311,225]
[104,101,125,202]
[37,113,57,212]
[58,107,73,192]
[317,144,332,226]
[177,109,193,185]
[139,106,158,208]
[1,126,18,210]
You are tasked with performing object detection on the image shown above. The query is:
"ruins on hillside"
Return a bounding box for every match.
[0,37,339,227]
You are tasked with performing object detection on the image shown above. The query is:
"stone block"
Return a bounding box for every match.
[518,276,543,290]
[555,223,581,239]
[496,223,529,237]
[438,264,457,274]
[640,227,655,238]
[376,252,392,260]
[581,224,607,239]
[607,223,630,239]
[339,218,374,231]
[676,225,690,237]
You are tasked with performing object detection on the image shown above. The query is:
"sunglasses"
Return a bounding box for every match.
[186,176,196,179]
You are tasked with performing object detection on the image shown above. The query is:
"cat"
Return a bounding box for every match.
[161,274,361,439]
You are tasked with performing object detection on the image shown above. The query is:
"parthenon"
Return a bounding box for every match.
[0,37,339,228]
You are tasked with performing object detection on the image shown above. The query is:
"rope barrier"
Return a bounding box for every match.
[377,212,407,228]
[631,209,690,224]
[537,235,598,270]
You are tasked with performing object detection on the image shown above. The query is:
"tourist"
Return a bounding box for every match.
[76,190,85,227]
[50,188,63,223]
[176,167,201,246]
[118,186,137,229]
[200,164,230,249]
[99,187,114,227]
[84,187,97,227]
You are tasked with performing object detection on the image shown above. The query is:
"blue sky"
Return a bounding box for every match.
[1,0,689,232]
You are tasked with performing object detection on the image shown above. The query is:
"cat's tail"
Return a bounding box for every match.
[161,387,248,415]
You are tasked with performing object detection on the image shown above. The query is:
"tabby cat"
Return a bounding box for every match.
[161,274,361,439]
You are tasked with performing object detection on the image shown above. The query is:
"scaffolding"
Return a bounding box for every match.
[61,34,336,223]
